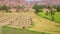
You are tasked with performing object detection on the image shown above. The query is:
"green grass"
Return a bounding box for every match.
[38,12,60,23]
[2,26,49,34]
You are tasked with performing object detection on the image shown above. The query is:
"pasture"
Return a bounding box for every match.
[37,12,60,23]
[0,12,60,34]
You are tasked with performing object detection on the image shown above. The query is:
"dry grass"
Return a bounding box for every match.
[27,13,60,34]
[0,9,60,34]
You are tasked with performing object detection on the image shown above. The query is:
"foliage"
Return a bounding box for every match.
[33,5,42,13]
[16,6,21,12]
[16,5,25,12]
[56,6,60,12]
[0,5,10,12]
[38,12,60,23]
[0,6,2,10]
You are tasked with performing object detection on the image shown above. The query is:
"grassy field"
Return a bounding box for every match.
[2,26,48,34]
[38,12,60,23]
[0,12,60,34]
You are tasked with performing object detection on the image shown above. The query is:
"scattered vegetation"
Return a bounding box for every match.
[0,5,10,12]
[38,12,60,23]
[0,5,60,34]
[33,5,60,23]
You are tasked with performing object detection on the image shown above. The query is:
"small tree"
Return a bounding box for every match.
[45,11,49,16]
[16,6,21,12]
[56,6,60,12]
[5,7,10,12]
[1,5,10,12]
[21,6,25,12]
[16,5,25,12]
[50,9,55,21]
[33,4,42,14]
[0,5,2,12]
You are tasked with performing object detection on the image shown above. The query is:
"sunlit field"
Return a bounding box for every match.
[0,12,60,34]
[0,4,60,34]
[38,12,60,23]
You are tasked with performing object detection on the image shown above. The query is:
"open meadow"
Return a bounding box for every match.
[0,12,60,34]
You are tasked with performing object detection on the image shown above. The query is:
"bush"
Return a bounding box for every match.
[57,6,60,12]
[33,5,42,13]
[0,5,10,12]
